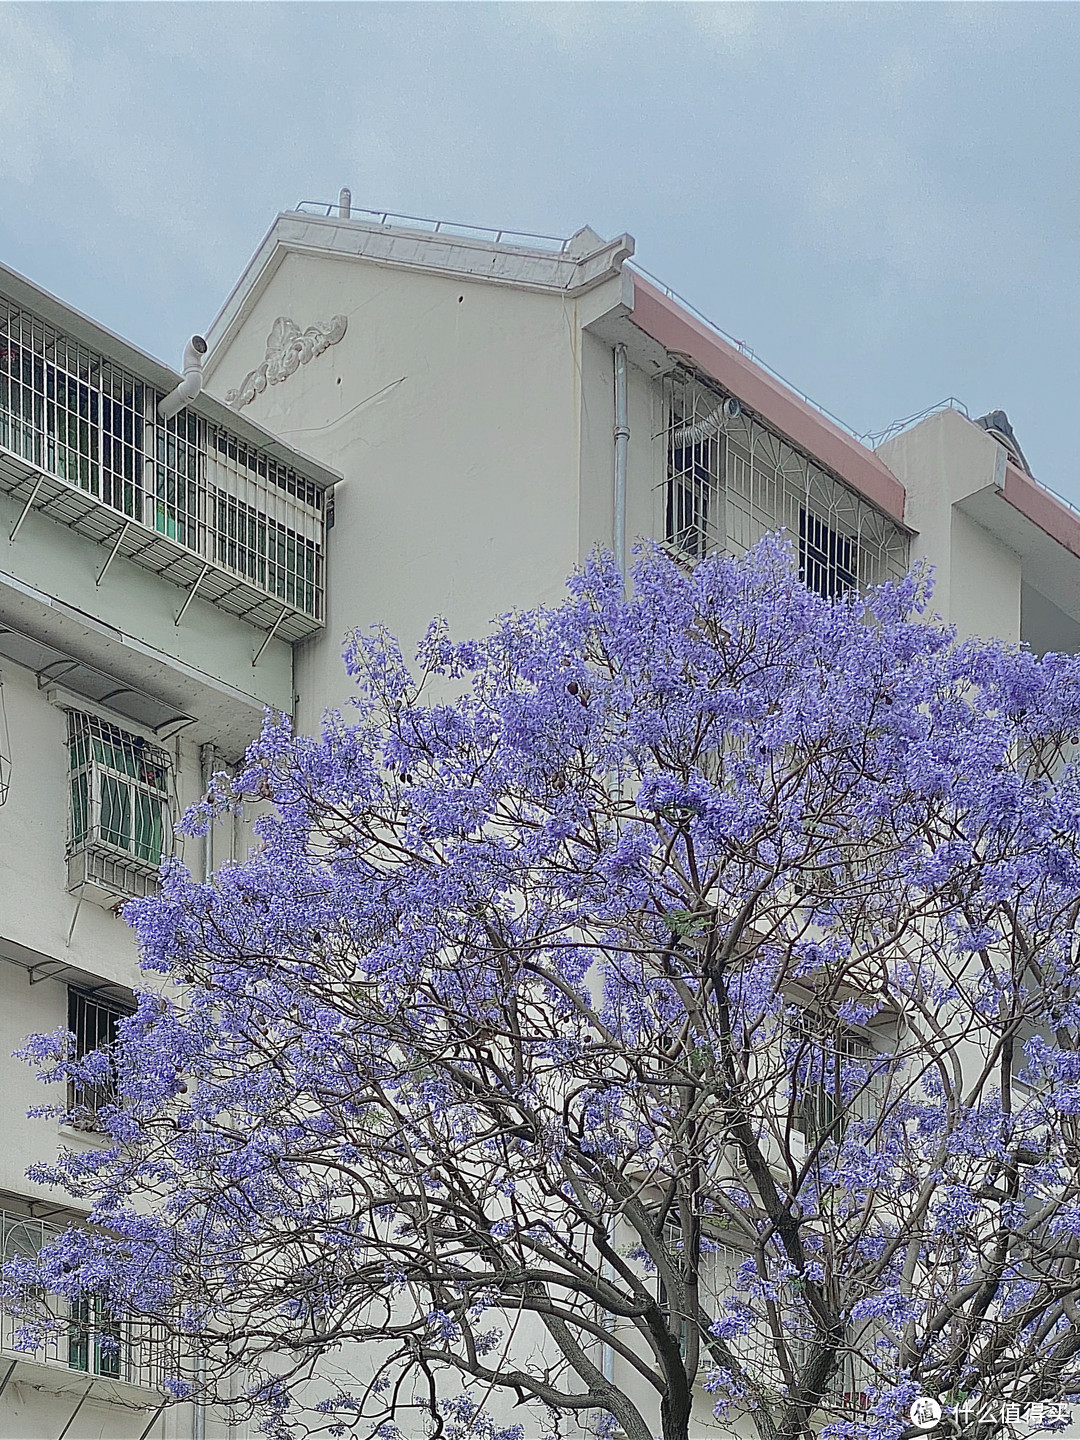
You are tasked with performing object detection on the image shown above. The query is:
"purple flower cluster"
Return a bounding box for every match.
[8,538,1080,1440]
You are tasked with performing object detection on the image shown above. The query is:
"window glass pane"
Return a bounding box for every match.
[69,1297,90,1372]
[99,773,131,850]
[70,773,88,845]
[133,790,164,864]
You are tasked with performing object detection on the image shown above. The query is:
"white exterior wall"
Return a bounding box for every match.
[205,252,629,729]
[878,408,1022,643]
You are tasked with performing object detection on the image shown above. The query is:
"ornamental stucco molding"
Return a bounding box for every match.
[224,314,347,409]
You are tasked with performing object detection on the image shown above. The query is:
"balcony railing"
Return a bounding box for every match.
[0,300,327,644]
[1,1209,176,1391]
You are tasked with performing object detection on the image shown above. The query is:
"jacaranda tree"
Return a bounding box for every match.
[12,539,1080,1440]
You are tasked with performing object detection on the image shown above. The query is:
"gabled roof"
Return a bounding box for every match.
[204,208,635,360]
[203,204,908,526]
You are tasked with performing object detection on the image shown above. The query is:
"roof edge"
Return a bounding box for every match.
[204,211,635,362]
[1002,461,1080,564]
[628,274,908,526]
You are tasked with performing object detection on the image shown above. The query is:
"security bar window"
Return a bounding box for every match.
[799,508,857,600]
[667,435,723,560]
[68,712,171,870]
[67,987,134,1131]
[665,382,726,560]
[154,410,202,547]
[662,370,909,590]
[1,1205,169,1386]
[0,300,327,630]
[792,1015,875,1146]
[0,323,144,506]
[214,489,321,616]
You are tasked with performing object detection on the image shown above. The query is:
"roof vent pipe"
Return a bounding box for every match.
[338,187,352,220]
[157,336,208,423]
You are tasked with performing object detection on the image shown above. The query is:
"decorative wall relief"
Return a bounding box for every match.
[224,315,348,409]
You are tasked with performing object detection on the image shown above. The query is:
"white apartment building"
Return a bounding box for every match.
[0,260,338,1440]
[3,196,1080,1438]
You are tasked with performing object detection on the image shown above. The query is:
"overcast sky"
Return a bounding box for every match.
[2,2,1078,497]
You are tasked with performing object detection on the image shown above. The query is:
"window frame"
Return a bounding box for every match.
[66,985,135,1132]
[66,711,173,874]
[790,1011,877,1148]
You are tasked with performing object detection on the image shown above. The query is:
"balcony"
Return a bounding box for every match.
[0,297,330,646]
[1,1209,175,1394]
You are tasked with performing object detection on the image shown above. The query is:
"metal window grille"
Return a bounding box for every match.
[1,1207,171,1388]
[206,424,324,617]
[67,986,134,1130]
[705,1242,785,1385]
[663,371,909,589]
[799,507,857,599]
[67,711,172,873]
[154,410,202,547]
[791,1015,876,1145]
[0,300,326,623]
[666,430,724,559]
[0,304,143,505]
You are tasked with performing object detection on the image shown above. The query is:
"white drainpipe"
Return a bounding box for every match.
[158,336,208,424]
[613,345,629,589]
[192,744,215,1440]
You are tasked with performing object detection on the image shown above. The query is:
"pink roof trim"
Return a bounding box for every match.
[629,274,907,525]
[1002,462,1080,561]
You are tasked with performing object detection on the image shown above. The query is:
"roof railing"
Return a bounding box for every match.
[294,201,573,253]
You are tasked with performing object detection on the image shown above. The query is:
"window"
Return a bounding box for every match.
[100,377,145,520]
[791,1015,875,1146]
[67,712,172,871]
[69,1296,124,1377]
[1,1205,167,1386]
[667,433,723,560]
[213,488,322,616]
[154,410,202,546]
[799,508,857,600]
[67,987,134,1131]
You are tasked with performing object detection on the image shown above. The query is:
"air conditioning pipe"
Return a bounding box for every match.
[158,336,208,423]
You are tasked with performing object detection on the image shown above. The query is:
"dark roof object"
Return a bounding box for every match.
[974,410,1033,477]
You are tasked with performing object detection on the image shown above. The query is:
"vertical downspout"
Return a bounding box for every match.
[193,745,214,1440]
[604,347,629,1395]
[601,1219,616,1394]
[201,744,215,884]
[613,344,629,591]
